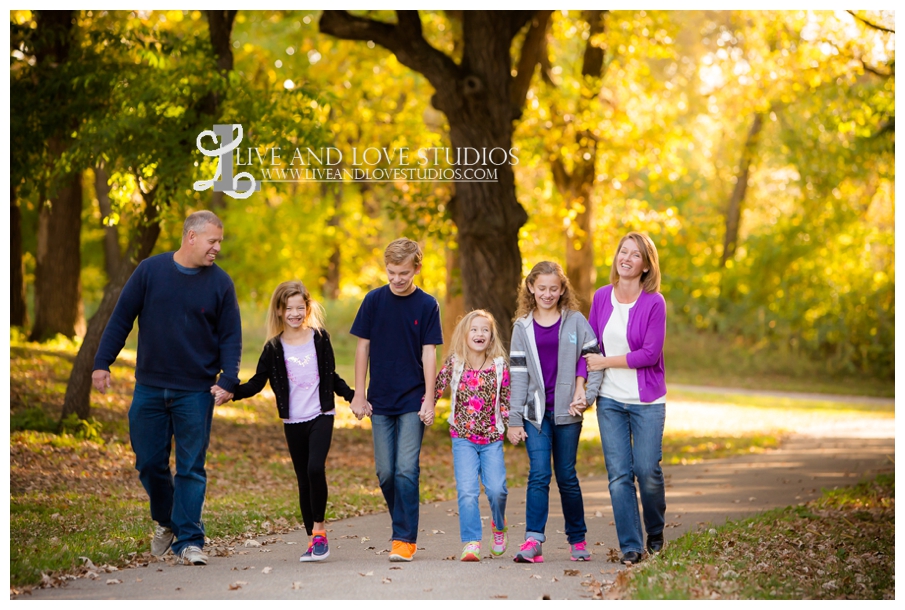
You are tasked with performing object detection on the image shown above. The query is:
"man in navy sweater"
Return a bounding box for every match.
[92,210,242,566]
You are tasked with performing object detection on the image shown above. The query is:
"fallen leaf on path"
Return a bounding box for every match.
[106,579,122,585]
[390,566,402,570]
[291,582,302,590]
[80,557,97,569]
[262,567,272,574]
[531,575,542,579]
[244,540,262,547]
[564,569,580,576]
[606,548,621,563]
[382,578,392,584]
[229,582,246,590]
[286,541,297,545]
[551,577,559,582]
[359,571,374,577]
[595,511,604,517]
[432,529,445,534]
[360,537,370,543]
[491,595,508,599]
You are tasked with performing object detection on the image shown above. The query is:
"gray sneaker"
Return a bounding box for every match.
[514,537,544,563]
[178,545,209,566]
[150,525,174,557]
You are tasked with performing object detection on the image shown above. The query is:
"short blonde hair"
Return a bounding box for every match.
[609,232,661,293]
[384,238,423,267]
[265,280,325,343]
[449,309,508,365]
[514,261,580,319]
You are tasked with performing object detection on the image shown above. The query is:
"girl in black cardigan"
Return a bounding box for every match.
[232,280,361,562]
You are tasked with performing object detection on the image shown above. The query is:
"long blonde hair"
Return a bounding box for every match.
[265,280,325,343]
[609,232,661,293]
[449,310,508,366]
[514,261,580,320]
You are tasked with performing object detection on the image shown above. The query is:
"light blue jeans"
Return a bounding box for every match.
[451,437,508,543]
[596,397,666,554]
[371,411,425,543]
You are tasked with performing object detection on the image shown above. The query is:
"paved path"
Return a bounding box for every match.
[21,429,894,600]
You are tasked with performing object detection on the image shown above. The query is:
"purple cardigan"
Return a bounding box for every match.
[587,284,667,403]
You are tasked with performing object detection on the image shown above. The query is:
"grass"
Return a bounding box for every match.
[665,327,893,398]
[602,474,895,600]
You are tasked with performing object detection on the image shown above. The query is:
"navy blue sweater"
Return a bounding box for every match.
[93,252,242,393]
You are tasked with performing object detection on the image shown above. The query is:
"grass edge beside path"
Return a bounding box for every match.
[601,474,895,600]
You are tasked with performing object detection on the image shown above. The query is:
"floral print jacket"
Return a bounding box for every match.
[435,355,510,444]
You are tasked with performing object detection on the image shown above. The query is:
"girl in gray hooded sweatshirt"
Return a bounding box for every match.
[507,261,602,563]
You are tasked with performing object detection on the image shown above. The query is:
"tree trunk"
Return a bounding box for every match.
[550,10,606,315]
[94,164,122,279]
[29,10,83,342]
[320,10,546,346]
[442,242,465,359]
[720,112,765,267]
[30,169,83,341]
[11,185,28,328]
[61,208,161,420]
[322,179,342,300]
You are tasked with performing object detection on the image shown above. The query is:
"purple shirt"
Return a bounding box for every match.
[587,285,667,404]
[533,317,561,411]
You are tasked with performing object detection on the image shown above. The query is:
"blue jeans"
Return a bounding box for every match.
[524,410,586,544]
[597,397,666,554]
[452,438,508,543]
[128,384,215,555]
[371,411,425,543]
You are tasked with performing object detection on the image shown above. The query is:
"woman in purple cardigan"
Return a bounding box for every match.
[584,232,666,566]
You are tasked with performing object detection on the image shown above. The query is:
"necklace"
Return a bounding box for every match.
[466,354,488,372]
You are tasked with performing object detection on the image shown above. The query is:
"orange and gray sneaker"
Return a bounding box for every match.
[389,540,417,562]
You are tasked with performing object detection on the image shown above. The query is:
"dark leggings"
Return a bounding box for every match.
[283,414,334,536]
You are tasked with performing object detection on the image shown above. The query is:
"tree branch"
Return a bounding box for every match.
[320,10,461,92]
[846,10,895,34]
[510,10,553,119]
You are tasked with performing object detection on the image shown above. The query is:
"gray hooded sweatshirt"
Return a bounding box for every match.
[508,308,603,430]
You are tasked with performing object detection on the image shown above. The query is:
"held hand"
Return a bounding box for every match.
[211,385,233,406]
[584,353,606,372]
[568,393,588,417]
[92,370,112,394]
[507,426,527,445]
[419,398,436,426]
[350,395,369,420]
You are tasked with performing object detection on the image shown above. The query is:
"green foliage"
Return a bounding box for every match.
[12,10,895,381]
[10,407,59,434]
[59,414,105,444]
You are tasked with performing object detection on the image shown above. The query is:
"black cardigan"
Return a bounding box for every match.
[233,329,354,419]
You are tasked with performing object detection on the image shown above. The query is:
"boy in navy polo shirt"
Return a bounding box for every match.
[350,238,443,562]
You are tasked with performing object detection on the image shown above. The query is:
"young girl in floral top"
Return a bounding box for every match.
[434,309,511,561]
